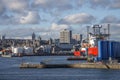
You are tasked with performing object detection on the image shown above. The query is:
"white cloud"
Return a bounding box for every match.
[51,23,72,31]
[59,13,95,24]
[2,0,29,12]
[20,11,40,24]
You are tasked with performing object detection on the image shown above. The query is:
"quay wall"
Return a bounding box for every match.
[20,63,120,69]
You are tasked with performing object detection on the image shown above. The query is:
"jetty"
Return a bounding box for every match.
[20,63,120,69]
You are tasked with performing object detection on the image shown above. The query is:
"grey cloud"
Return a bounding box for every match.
[0,1,6,15]
[109,24,120,40]
[32,0,73,11]
[89,0,110,8]
[101,15,120,23]
[0,15,18,25]
[58,13,95,24]
[89,0,120,9]
[77,0,85,6]
[109,0,120,9]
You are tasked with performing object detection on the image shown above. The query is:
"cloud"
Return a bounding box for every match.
[109,24,120,40]
[109,0,120,9]
[20,11,41,24]
[89,0,120,9]
[0,0,34,25]
[32,0,73,11]
[58,13,95,24]
[51,23,72,31]
[0,15,13,25]
[101,15,120,23]
[0,14,21,25]
[89,0,110,8]
[0,11,41,25]
[0,1,5,15]
[2,0,29,12]
[76,0,85,6]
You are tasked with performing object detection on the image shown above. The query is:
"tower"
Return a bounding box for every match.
[32,32,36,40]
[60,29,72,44]
[49,38,53,45]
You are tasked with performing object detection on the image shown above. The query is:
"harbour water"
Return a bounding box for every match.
[0,56,120,80]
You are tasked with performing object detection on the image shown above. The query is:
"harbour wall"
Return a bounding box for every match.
[20,63,120,70]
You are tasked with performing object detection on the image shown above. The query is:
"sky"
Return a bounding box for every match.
[0,0,120,40]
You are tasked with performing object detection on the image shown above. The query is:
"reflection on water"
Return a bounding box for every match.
[0,56,120,80]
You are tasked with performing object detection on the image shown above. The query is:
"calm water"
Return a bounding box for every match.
[0,56,120,80]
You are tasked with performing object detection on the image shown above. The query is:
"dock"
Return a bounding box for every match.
[20,63,120,69]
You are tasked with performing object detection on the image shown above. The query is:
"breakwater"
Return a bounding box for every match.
[20,63,120,69]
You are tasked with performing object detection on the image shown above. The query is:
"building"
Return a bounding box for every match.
[49,38,53,45]
[0,35,5,40]
[72,34,81,41]
[32,32,36,40]
[53,39,60,45]
[72,34,82,44]
[60,29,72,44]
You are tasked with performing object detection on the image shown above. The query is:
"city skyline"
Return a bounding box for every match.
[0,0,120,40]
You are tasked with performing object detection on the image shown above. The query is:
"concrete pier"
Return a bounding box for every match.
[20,63,120,69]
